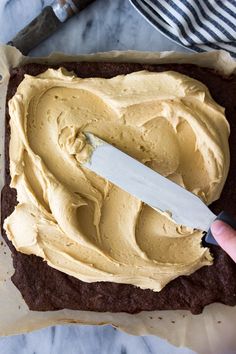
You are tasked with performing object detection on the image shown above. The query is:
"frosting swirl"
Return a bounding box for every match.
[4,68,230,291]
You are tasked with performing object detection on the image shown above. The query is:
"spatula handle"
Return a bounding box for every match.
[205,211,236,246]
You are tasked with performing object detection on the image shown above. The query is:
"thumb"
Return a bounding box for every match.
[211,220,236,263]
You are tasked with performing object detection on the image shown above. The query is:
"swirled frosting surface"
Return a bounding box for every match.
[4,68,230,291]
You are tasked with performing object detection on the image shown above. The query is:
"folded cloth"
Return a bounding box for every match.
[130,0,236,57]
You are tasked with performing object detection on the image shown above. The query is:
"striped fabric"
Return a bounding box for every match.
[130,0,236,57]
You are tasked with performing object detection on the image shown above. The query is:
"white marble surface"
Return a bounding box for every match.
[0,0,195,353]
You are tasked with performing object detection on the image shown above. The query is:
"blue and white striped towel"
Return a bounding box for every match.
[130,0,236,57]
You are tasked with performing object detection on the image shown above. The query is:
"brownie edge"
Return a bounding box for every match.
[2,61,236,314]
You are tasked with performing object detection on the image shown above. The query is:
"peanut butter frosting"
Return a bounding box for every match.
[4,68,230,291]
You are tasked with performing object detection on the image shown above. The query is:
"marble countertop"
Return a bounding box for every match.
[0,0,194,353]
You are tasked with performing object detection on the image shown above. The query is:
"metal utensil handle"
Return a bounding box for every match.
[8,6,61,55]
[52,0,96,22]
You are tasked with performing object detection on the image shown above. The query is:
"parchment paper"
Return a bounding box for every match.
[1,45,236,354]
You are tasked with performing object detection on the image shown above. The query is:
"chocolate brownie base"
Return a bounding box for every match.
[2,62,236,314]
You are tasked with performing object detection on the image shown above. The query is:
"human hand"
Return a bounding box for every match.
[211,221,236,262]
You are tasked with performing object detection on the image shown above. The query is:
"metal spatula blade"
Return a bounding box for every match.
[83,133,236,246]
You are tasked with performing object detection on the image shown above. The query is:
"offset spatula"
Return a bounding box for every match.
[84,133,236,246]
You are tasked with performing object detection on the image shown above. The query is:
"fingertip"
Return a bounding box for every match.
[211,220,227,237]
[210,221,236,263]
